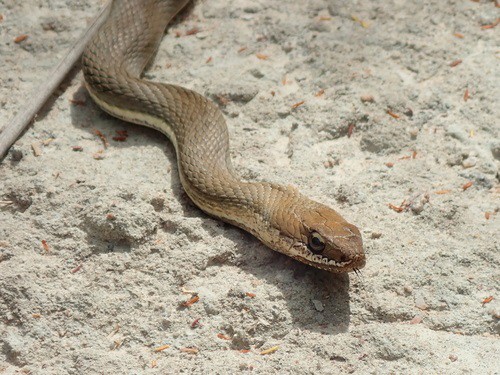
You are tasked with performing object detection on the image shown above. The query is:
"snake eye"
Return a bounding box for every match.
[308,231,325,254]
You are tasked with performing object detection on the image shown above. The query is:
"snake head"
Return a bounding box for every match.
[281,200,365,273]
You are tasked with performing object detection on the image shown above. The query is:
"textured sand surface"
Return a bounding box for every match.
[1,0,499,373]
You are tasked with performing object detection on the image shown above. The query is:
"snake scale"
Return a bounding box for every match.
[82,0,366,273]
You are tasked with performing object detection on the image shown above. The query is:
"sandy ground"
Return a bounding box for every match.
[1,0,499,373]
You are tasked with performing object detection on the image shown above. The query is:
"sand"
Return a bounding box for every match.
[1,0,499,373]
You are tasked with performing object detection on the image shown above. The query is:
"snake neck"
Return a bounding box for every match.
[183,176,305,251]
[82,0,293,244]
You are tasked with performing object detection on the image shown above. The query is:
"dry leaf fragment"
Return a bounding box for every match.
[217,333,231,340]
[386,110,400,119]
[31,142,42,156]
[182,295,199,307]
[291,100,305,109]
[315,89,325,97]
[462,181,473,191]
[347,123,355,138]
[14,34,28,43]
[482,296,493,305]
[453,32,464,38]
[93,150,105,160]
[260,346,279,355]
[42,138,54,146]
[180,347,199,354]
[449,59,462,67]
[93,129,109,148]
[191,318,202,328]
[435,190,451,195]
[41,240,50,252]
[388,203,404,213]
[351,15,369,28]
[256,53,269,60]
[481,19,500,29]
[463,88,470,101]
[113,340,123,350]
[154,344,171,352]
[388,200,408,213]
[70,263,83,273]
[186,27,200,36]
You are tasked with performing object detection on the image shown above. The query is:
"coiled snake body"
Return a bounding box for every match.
[82,0,365,272]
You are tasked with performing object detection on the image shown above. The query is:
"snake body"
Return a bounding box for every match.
[82,0,365,272]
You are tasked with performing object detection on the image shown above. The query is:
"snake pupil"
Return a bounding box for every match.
[308,231,325,254]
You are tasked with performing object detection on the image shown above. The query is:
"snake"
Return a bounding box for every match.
[82,0,366,273]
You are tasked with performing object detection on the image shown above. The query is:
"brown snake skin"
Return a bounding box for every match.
[82,0,366,273]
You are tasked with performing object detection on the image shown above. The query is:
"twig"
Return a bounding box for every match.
[0,1,112,160]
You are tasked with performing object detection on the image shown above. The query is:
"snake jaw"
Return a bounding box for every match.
[287,241,364,273]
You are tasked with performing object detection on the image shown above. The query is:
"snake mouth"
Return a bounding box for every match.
[297,254,366,273]
[288,242,365,273]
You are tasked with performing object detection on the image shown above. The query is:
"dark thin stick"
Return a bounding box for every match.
[0,1,111,160]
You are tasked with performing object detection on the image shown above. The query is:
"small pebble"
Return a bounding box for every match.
[150,196,165,211]
[323,159,336,168]
[404,285,413,294]
[462,157,477,169]
[249,69,264,79]
[408,127,419,139]
[449,354,458,362]
[312,299,324,312]
[10,147,23,161]
[409,315,423,324]
[370,232,382,239]
[360,95,375,103]
[195,31,209,40]
[411,201,425,215]
[415,295,428,310]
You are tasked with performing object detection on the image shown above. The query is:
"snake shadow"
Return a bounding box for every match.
[68,84,352,335]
